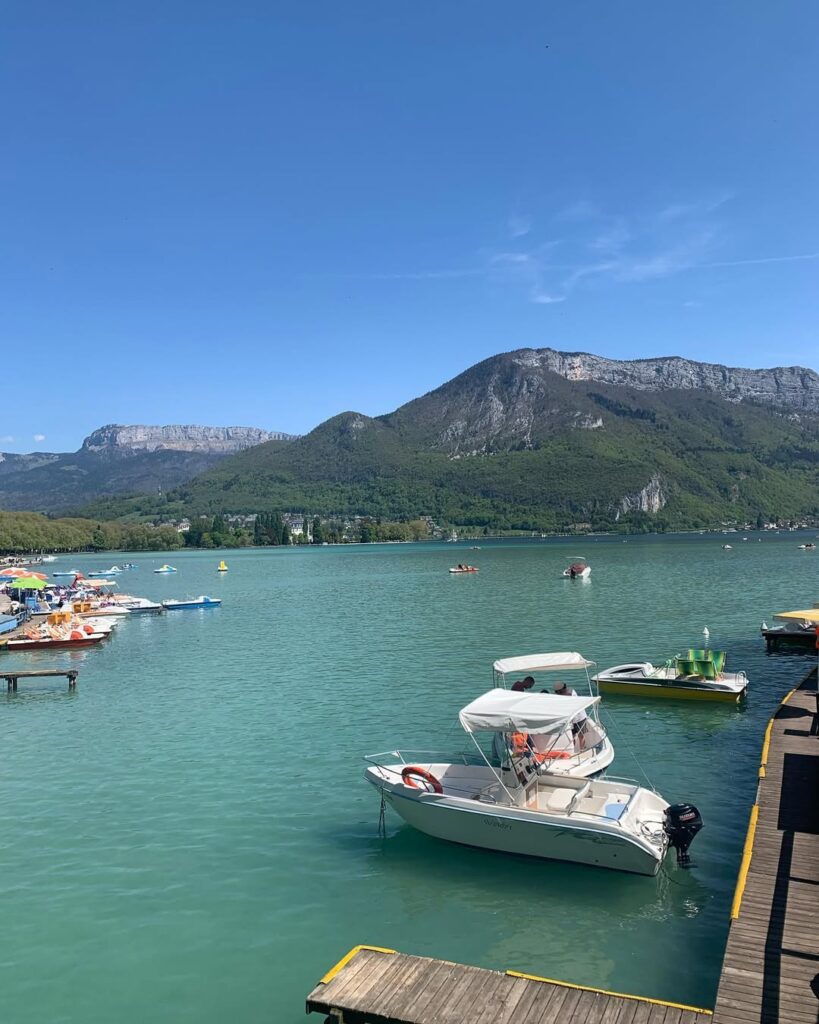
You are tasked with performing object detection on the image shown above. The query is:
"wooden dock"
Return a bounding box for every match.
[1,668,78,691]
[712,667,819,1024]
[306,945,713,1023]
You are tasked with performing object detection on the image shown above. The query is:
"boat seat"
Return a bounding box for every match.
[545,788,575,812]
[603,801,628,821]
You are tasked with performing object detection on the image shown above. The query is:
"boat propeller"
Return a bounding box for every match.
[664,803,703,866]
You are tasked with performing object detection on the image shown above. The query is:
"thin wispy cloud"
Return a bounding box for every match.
[0,435,14,443]
[33,434,46,442]
[353,268,485,281]
[703,251,819,268]
[328,193,815,306]
[507,214,532,238]
[554,199,598,222]
[656,192,734,224]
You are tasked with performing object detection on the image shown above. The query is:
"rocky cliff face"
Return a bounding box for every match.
[617,474,668,517]
[82,424,295,455]
[0,423,296,512]
[520,348,819,412]
[392,347,819,457]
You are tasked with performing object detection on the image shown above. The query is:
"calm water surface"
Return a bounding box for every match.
[1,535,816,1022]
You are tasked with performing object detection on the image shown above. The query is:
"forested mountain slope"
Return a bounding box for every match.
[155,349,819,531]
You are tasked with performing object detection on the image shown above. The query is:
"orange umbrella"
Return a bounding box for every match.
[0,567,48,581]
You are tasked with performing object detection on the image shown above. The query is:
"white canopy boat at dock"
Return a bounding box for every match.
[491,652,613,777]
[365,688,703,876]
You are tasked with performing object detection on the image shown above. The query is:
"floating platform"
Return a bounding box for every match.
[712,666,819,1024]
[1,668,78,691]
[306,945,713,1023]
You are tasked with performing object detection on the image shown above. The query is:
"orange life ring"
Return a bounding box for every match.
[401,765,443,794]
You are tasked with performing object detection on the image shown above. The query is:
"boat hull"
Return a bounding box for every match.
[366,771,663,876]
[5,634,105,651]
[597,679,742,702]
[162,601,221,610]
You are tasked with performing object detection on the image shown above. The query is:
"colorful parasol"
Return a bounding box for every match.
[10,576,47,590]
[0,567,49,580]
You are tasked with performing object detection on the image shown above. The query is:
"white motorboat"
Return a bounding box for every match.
[365,688,703,876]
[161,595,221,610]
[562,558,590,579]
[594,658,748,702]
[78,602,131,618]
[491,653,613,777]
[111,595,163,614]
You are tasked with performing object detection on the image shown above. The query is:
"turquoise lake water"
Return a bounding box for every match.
[1,535,817,1022]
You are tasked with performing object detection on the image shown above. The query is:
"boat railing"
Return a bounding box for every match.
[365,749,488,769]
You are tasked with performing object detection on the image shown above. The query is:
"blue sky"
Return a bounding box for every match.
[2,2,817,452]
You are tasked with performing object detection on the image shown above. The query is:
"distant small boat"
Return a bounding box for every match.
[52,570,80,577]
[154,565,178,574]
[798,543,815,550]
[562,560,590,579]
[218,560,228,571]
[162,595,221,610]
[449,565,478,573]
[88,568,121,577]
[722,544,732,550]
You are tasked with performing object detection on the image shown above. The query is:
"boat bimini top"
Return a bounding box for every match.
[773,608,819,625]
[492,652,597,692]
[492,652,594,675]
[459,688,599,735]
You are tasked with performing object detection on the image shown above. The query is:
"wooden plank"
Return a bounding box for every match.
[504,973,557,1024]
[428,963,488,1024]
[385,959,452,1021]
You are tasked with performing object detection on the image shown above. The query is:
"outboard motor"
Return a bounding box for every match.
[664,803,703,866]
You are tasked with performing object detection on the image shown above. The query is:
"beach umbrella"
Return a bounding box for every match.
[0,567,48,580]
[12,576,47,590]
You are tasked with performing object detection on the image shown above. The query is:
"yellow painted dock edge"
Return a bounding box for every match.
[319,945,396,984]
[730,802,759,919]
[758,719,774,779]
[729,672,811,920]
[316,947,713,1015]
[505,971,713,1015]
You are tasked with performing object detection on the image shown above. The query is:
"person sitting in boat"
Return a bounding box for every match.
[511,675,535,692]
[553,679,589,749]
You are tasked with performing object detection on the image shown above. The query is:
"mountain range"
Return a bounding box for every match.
[0,425,295,513]
[72,348,819,532]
